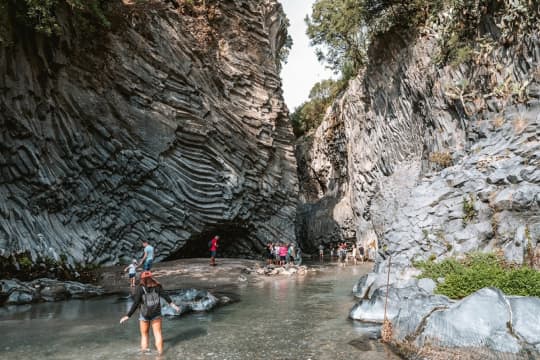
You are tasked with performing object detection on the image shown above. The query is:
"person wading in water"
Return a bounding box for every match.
[120,271,180,355]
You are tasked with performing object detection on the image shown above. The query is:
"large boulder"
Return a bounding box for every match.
[161,288,220,315]
[415,288,521,354]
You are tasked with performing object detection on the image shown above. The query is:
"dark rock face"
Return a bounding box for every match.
[0,0,297,268]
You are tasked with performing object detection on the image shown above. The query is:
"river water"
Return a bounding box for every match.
[0,263,400,360]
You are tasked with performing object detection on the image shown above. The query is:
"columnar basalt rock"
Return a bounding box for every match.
[297,4,539,354]
[297,8,539,268]
[0,0,298,269]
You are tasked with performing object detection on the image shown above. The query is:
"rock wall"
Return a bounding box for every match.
[0,0,298,267]
[297,3,540,354]
[297,5,539,266]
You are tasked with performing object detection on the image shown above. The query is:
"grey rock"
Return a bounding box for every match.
[416,288,521,354]
[417,278,436,294]
[350,285,452,344]
[163,288,220,314]
[0,0,298,268]
[0,278,104,305]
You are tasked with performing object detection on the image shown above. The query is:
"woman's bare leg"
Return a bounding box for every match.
[151,318,164,355]
[139,320,150,351]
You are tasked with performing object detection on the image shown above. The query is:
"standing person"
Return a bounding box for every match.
[330,246,335,259]
[274,243,280,265]
[279,243,288,266]
[120,271,180,355]
[289,243,296,264]
[339,243,346,266]
[209,235,219,266]
[124,259,138,287]
[359,245,365,263]
[351,244,358,265]
[294,246,303,265]
[139,241,154,271]
[319,244,324,261]
[266,243,273,265]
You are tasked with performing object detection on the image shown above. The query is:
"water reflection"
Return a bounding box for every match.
[0,263,399,360]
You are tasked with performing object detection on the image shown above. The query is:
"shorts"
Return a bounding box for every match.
[210,250,217,257]
[280,255,286,261]
[319,250,323,255]
[143,259,153,270]
[129,273,136,279]
[266,253,273,260]
[139,313,161,322]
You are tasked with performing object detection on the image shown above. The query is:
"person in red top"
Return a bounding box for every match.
[209,235,219,266]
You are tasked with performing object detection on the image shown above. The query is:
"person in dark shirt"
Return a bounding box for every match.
[120,271,180,355]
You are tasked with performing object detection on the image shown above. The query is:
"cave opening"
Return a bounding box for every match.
[164,223,259,260]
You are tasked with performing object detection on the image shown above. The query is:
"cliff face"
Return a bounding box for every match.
[297,5,539,265]
[0,0,298,266]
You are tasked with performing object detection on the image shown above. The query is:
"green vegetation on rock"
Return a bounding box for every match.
[290,78,347,137]
[415,252,540,299]
[0,0,110,44]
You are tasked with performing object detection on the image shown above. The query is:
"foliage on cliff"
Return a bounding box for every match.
[306,0,540,75]
[290,78,347,137]
[0,0,109,38]
[295,0,539,139]
[416,252,540,299]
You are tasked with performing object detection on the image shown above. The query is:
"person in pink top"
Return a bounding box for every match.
[279,243,288,266]
[209,235,219,266]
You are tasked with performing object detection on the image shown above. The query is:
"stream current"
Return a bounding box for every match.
[0,262,400,360]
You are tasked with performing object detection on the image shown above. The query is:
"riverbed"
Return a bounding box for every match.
[0,261,400,360]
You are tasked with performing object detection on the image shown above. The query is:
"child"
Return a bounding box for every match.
[124,259,138,287]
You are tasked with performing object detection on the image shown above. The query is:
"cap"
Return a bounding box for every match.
[140,271,152,279]
[132,259,137,264]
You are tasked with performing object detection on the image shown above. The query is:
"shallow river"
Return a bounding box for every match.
[0,262,400,360]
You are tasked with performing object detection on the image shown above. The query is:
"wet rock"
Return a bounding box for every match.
[164,288,220,314]
[349,285,451,333]
[416,288,521,354]
[0,278,104,306]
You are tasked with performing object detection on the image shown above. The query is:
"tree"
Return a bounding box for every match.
[0,0,110,37]
[305,0,367,74]
[290,78,347,137]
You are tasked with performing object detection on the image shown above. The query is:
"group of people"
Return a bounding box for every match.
[121,236,378,355]
[265,242,302,266]
[121,240,177,356]
[319,242,373,265]
[120,235,222,356]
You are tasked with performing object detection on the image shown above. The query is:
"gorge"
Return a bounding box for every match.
[1,0,539,358]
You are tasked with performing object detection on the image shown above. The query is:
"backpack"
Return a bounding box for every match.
[140,286,161,318]
[208,240,212,248]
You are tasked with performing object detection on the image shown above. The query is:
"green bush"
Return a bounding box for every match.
[416,252,540,299]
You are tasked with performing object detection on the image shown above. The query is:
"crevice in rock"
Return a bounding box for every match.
[404,305,449,344]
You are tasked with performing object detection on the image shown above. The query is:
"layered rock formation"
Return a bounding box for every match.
[297,4,539,271]
[0,0,297,268]
[297,2,539,355]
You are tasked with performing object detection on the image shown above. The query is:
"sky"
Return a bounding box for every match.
[279,0,335,112]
